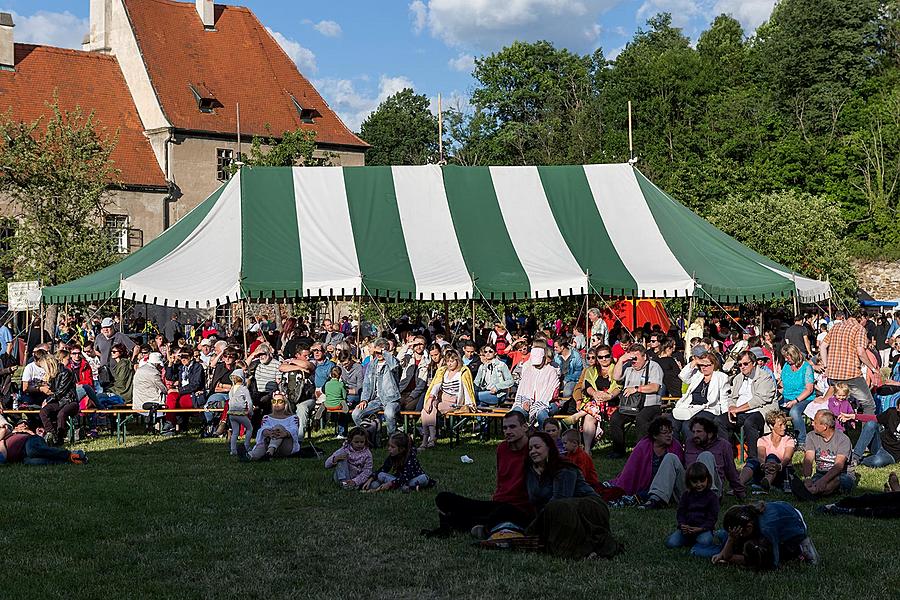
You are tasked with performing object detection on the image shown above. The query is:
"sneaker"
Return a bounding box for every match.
[88,429,99,439]
[637,496,666,510]
[335,434,346,440]
[849,454,861,470]
[791,476,817,502]
[799,536,819,565]
[818,503,852,516]
[69,450,88,465]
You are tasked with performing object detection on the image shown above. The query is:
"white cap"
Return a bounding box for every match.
[147,352,164,366]
[529,348,545,365]
[100,317,114,328]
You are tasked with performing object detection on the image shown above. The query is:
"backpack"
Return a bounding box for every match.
[494,334,510,355]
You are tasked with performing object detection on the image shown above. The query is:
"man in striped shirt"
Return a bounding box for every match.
[247,343,281,427]
[819,311,878,420]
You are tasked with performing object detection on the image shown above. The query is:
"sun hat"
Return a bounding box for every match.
[146,352,163,366]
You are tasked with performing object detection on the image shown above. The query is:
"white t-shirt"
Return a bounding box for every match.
[22,362,46,386]
[736,378,753,408]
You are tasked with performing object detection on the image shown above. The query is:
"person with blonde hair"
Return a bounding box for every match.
[739,410,795,491]
[420,348,475,449]
[37,352,78,445]
[779,343,816,448]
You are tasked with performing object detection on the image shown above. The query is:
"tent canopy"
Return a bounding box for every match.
[43,164,831,307]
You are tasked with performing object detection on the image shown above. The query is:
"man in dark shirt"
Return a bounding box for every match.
[784,314,812,358]
[425,411,533,537]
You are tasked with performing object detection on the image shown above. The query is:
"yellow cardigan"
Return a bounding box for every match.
[424,365,476,410]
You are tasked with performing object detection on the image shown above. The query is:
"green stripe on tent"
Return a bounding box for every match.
[442,166,529,297]
[634,169,794,300]
[538,166,638,294]
[42,184,225,303]
[240,168,302,299]
[343,167,416,296]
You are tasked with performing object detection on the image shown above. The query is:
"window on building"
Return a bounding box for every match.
[290,95,321,124]
[217,148,235,181]
[105,214,130,254]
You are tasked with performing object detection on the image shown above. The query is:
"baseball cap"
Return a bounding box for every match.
[198,339,211,347]
[100,317,114,328]
[147,352,164,366]
[529,348,545,365]
[691,346,708,358]
[750,347,767,361]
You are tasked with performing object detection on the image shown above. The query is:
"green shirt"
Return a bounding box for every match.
[323,378,347,408]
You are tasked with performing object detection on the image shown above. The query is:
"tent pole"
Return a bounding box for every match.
[631,294,638,332]
[241,298,248,355]
[443,299,450,339]
[826,275,833,321]
[472,297,476,345]
[39,295,44,345]
[356,295,361,350]
[118,274,124,329]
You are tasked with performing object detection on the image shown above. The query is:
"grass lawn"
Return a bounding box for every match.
[2,428,899,600]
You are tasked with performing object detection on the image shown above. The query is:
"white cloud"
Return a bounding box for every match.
[636,0,776,33]
[409,1,428,34]
[7,10,89,49]
[312,20,342,37]
[314,75,415,131]
[412,0,619,51]
[447,53,475,72]
[266,27,317,74]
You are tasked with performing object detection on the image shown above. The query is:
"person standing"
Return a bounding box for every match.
[95,317,136,367]
[588,308,609,346]
[162,313,183,345]
[819,311,878,417]
[784,314,812,358]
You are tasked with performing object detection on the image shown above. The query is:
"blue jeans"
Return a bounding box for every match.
[853,420,882,461]
[352,399,400,434]
[861,434,897,468]
[368,471,429,490]
[22,435,72,465]
[812,471,857,493]
[787,397,815,446]
[476,390,504,406]
[96,393,126,409]
[561,380,576,398]
[76,384,98,405]
[665,529,724,558]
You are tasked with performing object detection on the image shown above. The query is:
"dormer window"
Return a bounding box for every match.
[290,95,320,124]
[189,83,222,113]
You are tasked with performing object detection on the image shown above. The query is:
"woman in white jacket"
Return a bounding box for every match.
[671,351,731,439]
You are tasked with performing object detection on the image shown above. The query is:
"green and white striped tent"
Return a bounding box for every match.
[42,164,831,307]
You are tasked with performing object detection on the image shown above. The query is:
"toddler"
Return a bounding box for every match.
[561,429,601,491]
[543,419,565,454]
[363,432,432,492]
[665,462,722,558]
[324,427,373,489]
[227,368,254,455]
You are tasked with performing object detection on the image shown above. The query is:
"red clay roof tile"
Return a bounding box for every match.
[123,0,368,148]
[0,43,167,187]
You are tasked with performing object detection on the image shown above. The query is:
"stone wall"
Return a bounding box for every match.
[853,259,900,300]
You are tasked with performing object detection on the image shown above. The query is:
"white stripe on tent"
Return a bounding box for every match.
[760,265,832,302]
[292,167,362,295]
[392,165,472,298]
[583,164,694,296]
[490,166,587,296]
[121,171,243,305]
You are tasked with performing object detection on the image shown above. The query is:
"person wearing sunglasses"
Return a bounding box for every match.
[473,345,514,407]
[567,346,620,450]
[671,350,730,440]
[717,350,777,461]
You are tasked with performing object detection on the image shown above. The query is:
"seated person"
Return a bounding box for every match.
[739,410,795,491]
[791,409,856,501]
[606,417,684,506]
[608,344,664,458]
[243,391,300,461]
[717,350,777,461]
[844,403,900,469]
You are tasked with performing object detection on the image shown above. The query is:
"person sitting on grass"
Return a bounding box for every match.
[543,419,565,454]
[324,427,373,490]
[522,431,621,559]
[0,414,87,465]
[561,429,601,492]
[606,417,684,506]
[819,472,900,518]
[425,411,533,537]
[739,410,795,492]
[227,369,254,457]
[665,462,722,558]
[363,432,431,492]
[791,409,856,501]
[243,391,300,461]
[712,502,819,569]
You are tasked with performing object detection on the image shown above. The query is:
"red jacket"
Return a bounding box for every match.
[566,446,601,492]
[69,359,94,387]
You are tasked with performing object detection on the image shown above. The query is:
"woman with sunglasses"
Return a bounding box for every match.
[671,350,731,440]
[567,346,619,450]
[473,345,514,407]
[711,501,818,569]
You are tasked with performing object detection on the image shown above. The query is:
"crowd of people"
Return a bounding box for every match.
[2,305,899,564]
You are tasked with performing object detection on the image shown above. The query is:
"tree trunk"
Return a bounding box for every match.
[43,303,58,342]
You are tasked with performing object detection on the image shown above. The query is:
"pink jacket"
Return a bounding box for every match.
[609,437,684,495]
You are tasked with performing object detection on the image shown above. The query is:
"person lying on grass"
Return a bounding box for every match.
[363,432,432,492]
[819,472,900,518]
[324,427,373,490]
[0,414,87,465]
[711,502,818,569]
[241,392,300,461]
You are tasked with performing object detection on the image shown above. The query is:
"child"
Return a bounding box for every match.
[543,419,565,454]
[227,368,254,455]
[665,462,722,558]
[804,382,855,432]
[562,429,601,492]
[322,365,349,437]
[324,427,373,490]
[363,432,432,492]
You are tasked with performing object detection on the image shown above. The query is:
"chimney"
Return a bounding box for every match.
[86,0,111,52]
[196,0,215,30]
[0,13,13,70]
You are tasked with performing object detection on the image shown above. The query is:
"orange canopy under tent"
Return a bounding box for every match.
[602,299,672,332]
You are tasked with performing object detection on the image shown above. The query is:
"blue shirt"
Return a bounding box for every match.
[313,359,336,389]
[758,501,809,567]
[780,362,814,402]
[0,326,12,356]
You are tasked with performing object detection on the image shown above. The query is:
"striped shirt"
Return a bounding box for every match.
[824,320,867,381]
[253,358,282,391]
[441,372,461,397]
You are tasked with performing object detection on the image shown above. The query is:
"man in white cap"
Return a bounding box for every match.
[132,352,167,412]
[511,342,560,427]
[197,338,213,368]
[95,317,137,367]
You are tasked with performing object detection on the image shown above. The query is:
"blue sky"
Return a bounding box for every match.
[1,0,777,131]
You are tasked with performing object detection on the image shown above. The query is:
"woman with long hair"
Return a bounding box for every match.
[36,352,78,445]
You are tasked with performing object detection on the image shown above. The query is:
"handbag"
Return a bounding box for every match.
[618,363,649,417]
[97,364,114,387]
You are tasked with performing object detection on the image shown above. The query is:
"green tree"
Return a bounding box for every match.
[359,88,439,165]
[0,100,120,290]
[706,190,857,302]
[238,127,328,168]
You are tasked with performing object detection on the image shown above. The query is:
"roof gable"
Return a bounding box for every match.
[123,0,368,148]
[0,44,166,187]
